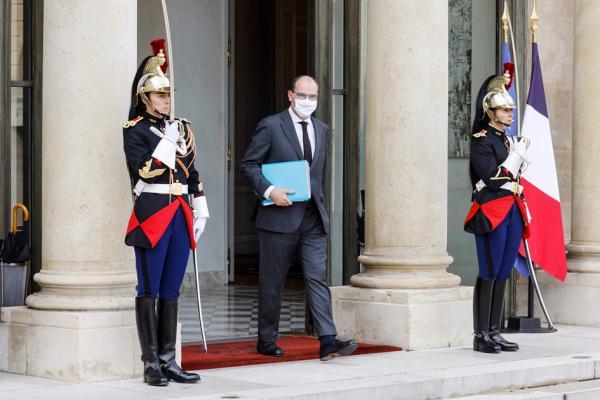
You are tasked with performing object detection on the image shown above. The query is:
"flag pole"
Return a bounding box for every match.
[503,0,556,333]
[504,1,521,136]
[522,0,555,331]
[502,4,519,320]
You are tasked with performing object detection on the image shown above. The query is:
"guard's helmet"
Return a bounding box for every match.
[482,73,515,119]
[136,39,170,110]
[137,49,171,108]
[128,39,173,119]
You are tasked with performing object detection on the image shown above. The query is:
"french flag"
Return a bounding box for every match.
[517,42,567,281]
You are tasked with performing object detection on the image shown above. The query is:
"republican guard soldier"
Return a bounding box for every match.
[464,74,531,354]
[123,40,208,386]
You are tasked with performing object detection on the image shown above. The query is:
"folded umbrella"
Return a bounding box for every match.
[0,204,30,263]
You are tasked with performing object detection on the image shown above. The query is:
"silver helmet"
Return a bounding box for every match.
[482,73,516,119]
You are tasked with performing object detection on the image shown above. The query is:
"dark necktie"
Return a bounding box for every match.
[299,121,312,164]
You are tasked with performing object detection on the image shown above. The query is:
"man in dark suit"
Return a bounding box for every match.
[240,75,356,361]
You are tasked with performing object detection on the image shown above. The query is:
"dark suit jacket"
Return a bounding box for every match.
[240,109,330,234]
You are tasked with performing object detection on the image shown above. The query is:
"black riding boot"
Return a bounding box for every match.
[135,296,169,386]
[157,298,201,383]
[489,279,519,351]
[473,277,501,353]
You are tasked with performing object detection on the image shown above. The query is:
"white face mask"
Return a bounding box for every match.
[293,99,317,119]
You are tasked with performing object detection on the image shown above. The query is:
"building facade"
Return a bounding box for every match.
[0,0,596,382]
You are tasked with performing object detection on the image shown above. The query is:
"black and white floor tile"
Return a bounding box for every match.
[179,285,306,343]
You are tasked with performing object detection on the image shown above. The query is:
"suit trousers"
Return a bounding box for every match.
[257,201,337,342]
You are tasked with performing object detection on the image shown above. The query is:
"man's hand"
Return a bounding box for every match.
[269,188,295,206]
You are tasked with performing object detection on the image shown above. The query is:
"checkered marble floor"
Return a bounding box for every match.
[179,285,306,343]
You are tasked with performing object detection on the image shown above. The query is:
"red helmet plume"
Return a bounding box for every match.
[503,62,515,90]
[150,39,168,74]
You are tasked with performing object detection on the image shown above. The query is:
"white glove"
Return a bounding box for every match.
[166,121,188,155]
[500,151,523,177]
[193,196,209,241]
[151,138,177,169]
[164,120,181,143]
[176,135,187,155]
[193,214,207,241]
[513,136,530,163]
[150,121,186,169]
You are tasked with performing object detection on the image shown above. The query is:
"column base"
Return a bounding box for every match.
[517,271,600,327]
[26,270,137,311]
[0,307,143,382]
[331,285,473,350]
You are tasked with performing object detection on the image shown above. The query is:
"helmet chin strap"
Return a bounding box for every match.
[141,93,169,118]
[487,110,512,128]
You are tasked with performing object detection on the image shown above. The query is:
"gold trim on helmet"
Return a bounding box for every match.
[136,49,171,109]
[482,73,515,119]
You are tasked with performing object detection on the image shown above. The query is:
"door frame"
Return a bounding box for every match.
[342,0,361,284]
[314,0,361,285]
[1,0,44,291]
[227,0,235,283]
[226,0,362,286]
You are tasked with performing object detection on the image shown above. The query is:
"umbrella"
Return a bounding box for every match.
[0,204,30,263]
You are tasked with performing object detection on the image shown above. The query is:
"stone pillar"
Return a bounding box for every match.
[0,0,141,382]
[567,0,600,276]
[331,0,472,350]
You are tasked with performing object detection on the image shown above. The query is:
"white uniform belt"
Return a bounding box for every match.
[475,179,523,196]
[142,183,188,195]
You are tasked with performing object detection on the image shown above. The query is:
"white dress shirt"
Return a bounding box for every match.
[263,107,315,200]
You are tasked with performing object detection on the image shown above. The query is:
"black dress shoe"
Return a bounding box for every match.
[473,332,501,353]
[161,361,201,383]
[144,361,169,386]
[489,333,519,352]
[319,339,357,361]
[257,341,284,357]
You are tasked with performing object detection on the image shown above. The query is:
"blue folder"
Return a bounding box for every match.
[262,160,311,206]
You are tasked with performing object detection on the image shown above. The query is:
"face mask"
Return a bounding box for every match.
[294,98,317,119]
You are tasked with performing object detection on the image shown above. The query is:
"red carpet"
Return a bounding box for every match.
[182,336,401,371]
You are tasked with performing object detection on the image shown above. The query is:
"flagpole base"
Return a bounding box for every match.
[504,316,557,333]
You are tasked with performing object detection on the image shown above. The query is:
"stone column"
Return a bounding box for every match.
[567,0,600,275]
[331,0,472,350]
[0,0,141,382]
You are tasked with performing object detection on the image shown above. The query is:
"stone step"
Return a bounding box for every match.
[451,379,600,400]
[450,392,562,400]
[199,351,600,400]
